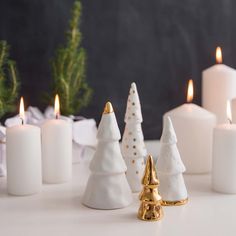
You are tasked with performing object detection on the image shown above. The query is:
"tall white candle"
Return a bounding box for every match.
[212,101,236,193]
[41,95,72,183]
[6,97,42,195]
[164,80,216,174]
[202,47,236,123]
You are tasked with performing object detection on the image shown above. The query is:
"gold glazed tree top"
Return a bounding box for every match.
[138,155,163,221]
[103,102,114,114]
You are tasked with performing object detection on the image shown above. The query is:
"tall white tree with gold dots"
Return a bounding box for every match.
[121,82,147,192]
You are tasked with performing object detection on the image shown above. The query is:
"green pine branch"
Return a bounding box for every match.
[50,0,92,115]
[0,41,19,118]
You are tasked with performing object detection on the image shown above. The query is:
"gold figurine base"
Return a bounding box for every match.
[138,202,164,221]
[161,198,188,206]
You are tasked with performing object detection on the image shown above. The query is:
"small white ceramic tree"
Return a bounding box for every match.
[121,82,147,192]
[83,102,132,209]
[156,116,188,206]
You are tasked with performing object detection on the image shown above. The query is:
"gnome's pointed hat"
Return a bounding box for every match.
[125,82,143,123]
[161,116,177,144]
[142,155,159,186]
[97,102,121,141]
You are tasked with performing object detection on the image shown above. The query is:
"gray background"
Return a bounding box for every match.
[0,0,235,139]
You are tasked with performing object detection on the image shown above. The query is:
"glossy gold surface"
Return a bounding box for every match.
[161,198,188,206]
[103,101,114,114]
[141,155,159,187]
[138,155,163,221]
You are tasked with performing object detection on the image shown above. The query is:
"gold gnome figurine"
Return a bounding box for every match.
[138,155,163,221]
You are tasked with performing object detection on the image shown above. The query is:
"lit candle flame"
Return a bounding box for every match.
[187,79,194,103]
[216,47,222,64]
[227,100,232,124]
[54,94,60,119]
[19,97,25,124]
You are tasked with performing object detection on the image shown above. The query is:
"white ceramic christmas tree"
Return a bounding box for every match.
[83,102,133,209]
[156,116,188,206]
[121,82,147,192]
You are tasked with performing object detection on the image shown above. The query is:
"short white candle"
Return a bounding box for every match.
[212,101,236,193]
[202,47,236,123]
[6,97,42,195]
[164,80,216,174]
[41,94,72,183]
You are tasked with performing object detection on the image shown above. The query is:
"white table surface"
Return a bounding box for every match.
[0,140,236,236]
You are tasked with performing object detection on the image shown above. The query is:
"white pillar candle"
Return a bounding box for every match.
[164,80,216,174]
[202,47,236,124]
[212,101,236,193]
[6,97,42,195]
[41,95,72,183]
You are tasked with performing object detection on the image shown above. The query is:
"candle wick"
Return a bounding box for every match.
[20,118,24,125]
[56,113,59,120]
[228,118,232,125]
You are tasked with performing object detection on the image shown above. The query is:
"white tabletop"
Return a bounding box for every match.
[0,141,236,236]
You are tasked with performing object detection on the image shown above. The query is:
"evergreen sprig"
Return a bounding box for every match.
[50,0,92,115]
[0,41,19,118]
